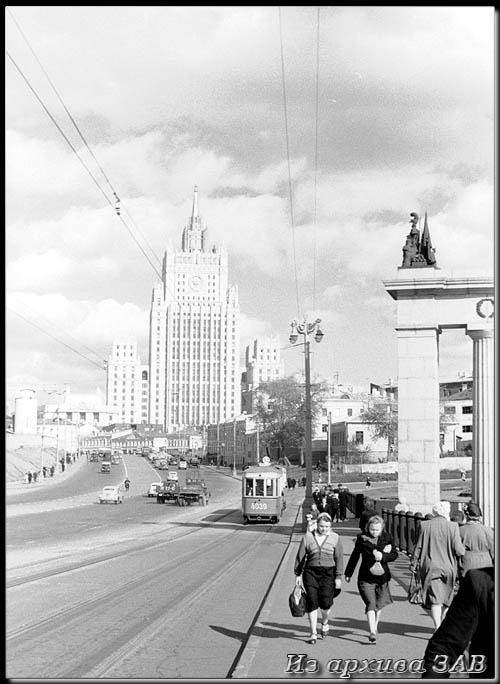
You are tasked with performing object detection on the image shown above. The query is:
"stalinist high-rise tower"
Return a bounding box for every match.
[149,187,240,431]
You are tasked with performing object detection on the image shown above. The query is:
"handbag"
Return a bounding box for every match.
[369,561,385,576]
[408,568,423,605]
[289,584,307,617]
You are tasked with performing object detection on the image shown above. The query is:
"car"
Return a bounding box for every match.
[167,471,179,482]
[99,486,123,504]
[169,459,178,466]
[178,460,187,470]
[148,482,163,497]
[157,460,169,470]
[100,461,111,473]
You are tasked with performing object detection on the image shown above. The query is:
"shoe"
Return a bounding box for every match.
[319,623,330,639]
[307,633,317,644]
[369,632,377,644]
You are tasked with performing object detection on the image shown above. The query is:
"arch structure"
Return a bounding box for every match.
[383,268,494,526]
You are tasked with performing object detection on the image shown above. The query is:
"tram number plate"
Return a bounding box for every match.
[251,502,268,510]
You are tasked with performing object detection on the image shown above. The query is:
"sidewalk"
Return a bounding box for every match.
[6,454,87,496]
[232,502,435,680]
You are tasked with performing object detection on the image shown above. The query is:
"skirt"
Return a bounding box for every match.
[358,580,393,612]
[303,566,336,612]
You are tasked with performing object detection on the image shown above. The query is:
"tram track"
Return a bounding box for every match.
[7,506,236,589]
[7,517,287,679]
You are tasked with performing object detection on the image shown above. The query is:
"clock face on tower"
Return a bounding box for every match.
[189,275,202,290]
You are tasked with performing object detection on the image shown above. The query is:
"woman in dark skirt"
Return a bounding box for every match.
[344,514,398,644]
[294,512,344,644]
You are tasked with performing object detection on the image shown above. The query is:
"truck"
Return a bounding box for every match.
[188,456,200,468]
[156,475,210,506]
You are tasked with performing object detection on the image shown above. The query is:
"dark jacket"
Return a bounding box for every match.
[422,567,494,678]
[345,530,398,584]
[359,508,375,532]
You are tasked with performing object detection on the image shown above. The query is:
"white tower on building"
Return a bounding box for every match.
[149,186,240,431]
[14,388,37,434]
[106,340,149,424]
[241,337,285,413]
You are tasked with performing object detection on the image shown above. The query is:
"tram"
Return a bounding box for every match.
[241,457,287,524]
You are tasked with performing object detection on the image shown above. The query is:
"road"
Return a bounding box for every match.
[6,456,302,678]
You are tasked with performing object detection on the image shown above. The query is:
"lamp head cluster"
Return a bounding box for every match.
[289,318,324,345]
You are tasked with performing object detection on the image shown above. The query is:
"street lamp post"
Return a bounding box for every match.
[289,318,324,531]
[232,417,237,476]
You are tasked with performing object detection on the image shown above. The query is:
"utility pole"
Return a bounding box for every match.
[327,411,332,485]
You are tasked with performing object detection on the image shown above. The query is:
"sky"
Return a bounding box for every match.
[5,6,495,409]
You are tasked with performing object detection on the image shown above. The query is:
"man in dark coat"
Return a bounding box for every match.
[422,567,494,678]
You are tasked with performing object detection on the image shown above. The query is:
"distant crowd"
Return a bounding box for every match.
[24,452,79,484]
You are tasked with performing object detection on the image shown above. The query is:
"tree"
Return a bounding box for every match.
[254,376,327,461]
[359,401,397,461]
[360,400,457,459]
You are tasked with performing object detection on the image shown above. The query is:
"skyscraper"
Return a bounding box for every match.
[149,187,240,431]
[106,340,149,424]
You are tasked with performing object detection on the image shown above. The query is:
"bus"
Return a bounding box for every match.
[241,457,287,524]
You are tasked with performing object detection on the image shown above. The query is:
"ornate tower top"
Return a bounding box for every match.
[181,185,208,252]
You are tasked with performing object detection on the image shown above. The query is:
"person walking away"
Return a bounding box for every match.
[365,477,371,489]
[330,491,340,523]
[294,512,343,644]
[458,502,494,580]
[460,467,466,482]
[344,514,398,644]
[410,501,465,631]
[124,478,130,492]
[359,501,375,532]
[338,486,348,522]
[422,566,494,679]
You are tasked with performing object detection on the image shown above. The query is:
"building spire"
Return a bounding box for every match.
[181,185,206,252]
[191,185,199,220]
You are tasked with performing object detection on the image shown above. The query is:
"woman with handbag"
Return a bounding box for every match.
[344,515,398,644]
[294,512,343,644]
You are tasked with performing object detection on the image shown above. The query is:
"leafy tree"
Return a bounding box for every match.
[360,400,456,460]
[254,376,328,460]
[359,401,397,461]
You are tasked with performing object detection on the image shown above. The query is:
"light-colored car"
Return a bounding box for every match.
[167,471,179,482]
[99,485,123,504]
[178,460,187,470]
[148,482,163,497]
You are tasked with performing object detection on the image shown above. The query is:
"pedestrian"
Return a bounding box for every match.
[294,512,343,644]
[27,471,32,484]
[460,467,466,482]
[287,477,292,489]
[410,501,465,631]
[344,514,398,644]
[338,486,348,522]
[50,465,55,477]
[365,476,371,489]
[301,476,306,487]
[312,486,321,506]
[359,501,375,532]
[24,472,29,484]
[32,470,38,483]
[422,567,494,679]
[291,478,297,490]
[329,491,340,523]
[42,466,47,478]
[394,497,409,513]
[458,502,494,580]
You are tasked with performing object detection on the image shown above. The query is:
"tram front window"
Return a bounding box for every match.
[255,479,264,497]
[245,479,254,496]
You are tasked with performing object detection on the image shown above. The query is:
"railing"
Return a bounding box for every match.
[345,492,464,556]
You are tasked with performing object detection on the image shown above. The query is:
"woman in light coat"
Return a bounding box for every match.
[410,501,465,630]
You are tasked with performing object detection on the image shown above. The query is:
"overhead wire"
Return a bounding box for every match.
[8,299,109,365]
[7,7,162,270]
[7,307,107,371]
[278,6,301,320]
[6,50,163,282]
[312,7,320,317]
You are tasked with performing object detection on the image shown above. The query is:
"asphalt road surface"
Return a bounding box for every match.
[6,458,301,678]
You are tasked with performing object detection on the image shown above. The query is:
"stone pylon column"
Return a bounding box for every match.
[466,325,494,528]
[396,326,441,514]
